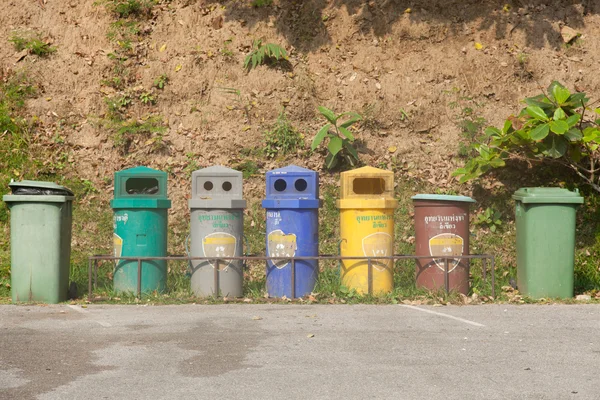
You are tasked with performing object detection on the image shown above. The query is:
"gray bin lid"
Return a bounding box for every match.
[190,166,245,209]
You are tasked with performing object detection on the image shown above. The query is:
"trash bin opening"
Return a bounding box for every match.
[126,178,159,195]
[352,178,385,195]
[11,187,71,196]
[274,179,287,192]
[222,181,232,191]
[294,179,307,192]
[203,181,214,191]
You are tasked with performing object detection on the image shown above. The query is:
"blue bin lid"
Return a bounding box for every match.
[411,194,476,203]
[263,165,321,209]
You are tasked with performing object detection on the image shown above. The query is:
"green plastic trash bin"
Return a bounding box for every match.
[3,180,74,303]
[110,167,171,294]
[513,187,583,299]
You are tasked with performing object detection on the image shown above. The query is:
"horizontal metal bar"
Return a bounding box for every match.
[89,254,496,299]
[89,254,494,262]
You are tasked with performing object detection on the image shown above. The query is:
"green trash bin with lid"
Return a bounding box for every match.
[3,180,74,303]
[110,166,171,294]
[513,187,583,299]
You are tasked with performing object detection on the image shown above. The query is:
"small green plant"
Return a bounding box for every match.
[153,74,168,89]
[360,103,382,132]
[216,87,252,123]
[139,92,156,105]
[311,106,362,169]
[9,31,56,57]
[473,207,502,232]
[0,72,38,227]
[101,56,132,90]
[109,115,167,153]
[399,109,409,121]
[95,0,155,18]
[107,20,140,41]
[264,110,304,158]
[0,73,36,134]
[220,39,234,59]
[457,109,487,157]
[445,88,487,157]
[234,160,260,179]
[183,152,200,175]
[244,40,288,71]
[517,51,529,66]
[104,94,132,120]
[453,81,600,192]
[145,131,167,152]
[339,285,360,299]
[251,0,273,7]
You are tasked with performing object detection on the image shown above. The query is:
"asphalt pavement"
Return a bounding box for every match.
[1,303,599,400]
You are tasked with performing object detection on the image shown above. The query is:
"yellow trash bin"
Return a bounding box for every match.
[337,166,398,294]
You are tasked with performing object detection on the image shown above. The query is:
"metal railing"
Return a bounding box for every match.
[88,254,495,300]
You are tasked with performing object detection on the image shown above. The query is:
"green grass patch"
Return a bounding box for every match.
[100,115,167,154]
[95,0,156,19]
[264,110,304,158]
[233,160,260,179]
[9,31,56,57]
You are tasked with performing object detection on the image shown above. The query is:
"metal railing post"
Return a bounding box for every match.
[88,258,93,300]
[367,258,373,295]
[491,256,496,298]
[291,258,296,299]
[137,259,142,298]
[214,259,220,297]
[444,257,450,294]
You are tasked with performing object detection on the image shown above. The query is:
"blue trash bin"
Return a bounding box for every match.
[261,165,321,298]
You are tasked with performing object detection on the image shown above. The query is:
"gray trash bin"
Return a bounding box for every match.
[188,166,246,297]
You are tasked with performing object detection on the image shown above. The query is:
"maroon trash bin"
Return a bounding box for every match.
[412,194,476,295]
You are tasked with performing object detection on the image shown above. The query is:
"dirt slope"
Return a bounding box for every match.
[1,0,600,220]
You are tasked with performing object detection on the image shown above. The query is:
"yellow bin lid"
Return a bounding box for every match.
[336,166,398,209]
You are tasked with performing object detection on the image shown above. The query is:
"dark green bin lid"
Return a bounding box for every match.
[512,187,584,204]
[411,194,476,203]
[9,180,74,196]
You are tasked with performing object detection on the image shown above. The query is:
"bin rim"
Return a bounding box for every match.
[3,194,75,203]
[337,198,398,209]
[411,194,476,203]
[262,198,321,209]
[9,180,74,196]
[189,198,247,209]
[512,187,584,204]
[110,198,172,209]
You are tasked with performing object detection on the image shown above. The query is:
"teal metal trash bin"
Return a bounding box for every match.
[110,166,171,294]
